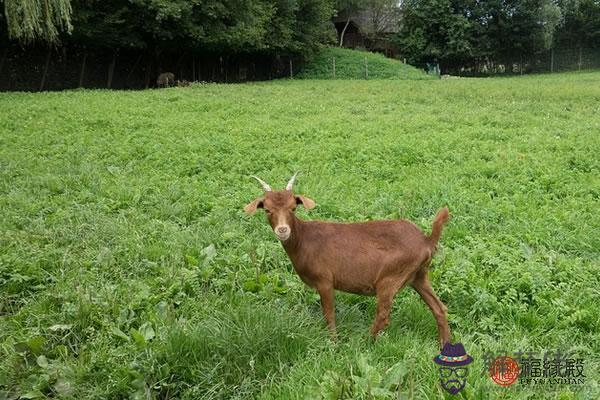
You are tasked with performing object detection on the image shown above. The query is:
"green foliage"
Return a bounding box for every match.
[397,0,564,69]
[335,0,366,16]
[1,73,600,398]
[65,0,335,53]
[396,0,472,66]
[555,0,600,48]
[0,0,335,53]
[297,46,433,79]
[2,0,72,43]
[313,356,407,399]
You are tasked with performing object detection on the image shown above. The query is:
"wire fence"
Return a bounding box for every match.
[0,45,599,91]
[440,47,600,76]
[529,47,600,73]
[0,44,299,91]
[294,47,600,80]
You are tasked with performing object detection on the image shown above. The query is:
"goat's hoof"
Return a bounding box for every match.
[327,329,338,341]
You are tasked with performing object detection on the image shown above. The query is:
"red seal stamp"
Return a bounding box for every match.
[489,356,519,386]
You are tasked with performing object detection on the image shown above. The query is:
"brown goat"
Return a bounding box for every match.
[244,174,451,347]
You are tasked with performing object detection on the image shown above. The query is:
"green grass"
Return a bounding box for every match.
[1,72,600,399]
[297,47,433,80]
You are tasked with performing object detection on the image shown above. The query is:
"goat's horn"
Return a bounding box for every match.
[286,172,299,191]
[251,175,272,192]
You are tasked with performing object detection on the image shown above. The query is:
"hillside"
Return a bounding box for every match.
[297,47,433,80]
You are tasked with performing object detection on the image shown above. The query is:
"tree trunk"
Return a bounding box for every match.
[107,51,117,88]
[125,54,142,88]
[519,55,523,75]
[144,56,152,89]
[78,51,87,87]
[175,53,185,81]
[192,58,196,81]
[339,17,351,47]
[40,48,51,91]
[0,47,8,77]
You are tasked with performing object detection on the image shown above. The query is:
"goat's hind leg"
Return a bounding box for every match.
[412,272,450,348]
[370,276,411,337]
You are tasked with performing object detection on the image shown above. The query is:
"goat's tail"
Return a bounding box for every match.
[428,207,450,247]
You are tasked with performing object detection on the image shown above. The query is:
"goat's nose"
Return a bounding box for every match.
[277,226,289,234]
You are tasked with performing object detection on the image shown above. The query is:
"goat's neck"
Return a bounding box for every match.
[281,214,304,258]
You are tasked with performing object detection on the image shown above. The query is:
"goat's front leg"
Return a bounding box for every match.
[317,285,336,335]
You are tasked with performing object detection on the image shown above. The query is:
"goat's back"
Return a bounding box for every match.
[301,219,428,251]
[289,219,432,294]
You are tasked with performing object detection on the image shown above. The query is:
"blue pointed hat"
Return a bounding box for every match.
[433,342,473,367]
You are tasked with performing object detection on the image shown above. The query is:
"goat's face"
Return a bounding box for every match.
[245,190,315,242]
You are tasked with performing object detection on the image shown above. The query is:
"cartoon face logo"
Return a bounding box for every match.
[433,342,474,395]
[439,366,469,394]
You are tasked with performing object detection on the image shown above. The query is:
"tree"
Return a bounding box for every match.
[2,0,72,43]
[294,0,336,53]
[473,0,560,64]
[1,0,335,57]
[336,0,366,46]
[555,0,600,48]
[362,0,401,39]
[396,0,473,68]
[396,0,565,72]
[67,0,334,54]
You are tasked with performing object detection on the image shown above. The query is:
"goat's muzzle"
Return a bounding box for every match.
[274,225,291,241]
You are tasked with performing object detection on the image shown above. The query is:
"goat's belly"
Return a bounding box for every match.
[334,281,376,296]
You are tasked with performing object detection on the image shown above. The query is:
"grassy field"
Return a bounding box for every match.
[1,72,599,399]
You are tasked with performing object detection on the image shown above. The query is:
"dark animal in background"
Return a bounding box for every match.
[245,173,451,347]
[157,72,175,88]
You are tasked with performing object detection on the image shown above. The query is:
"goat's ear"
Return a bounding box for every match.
[244,197,264,214]
[295,195,315,210]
